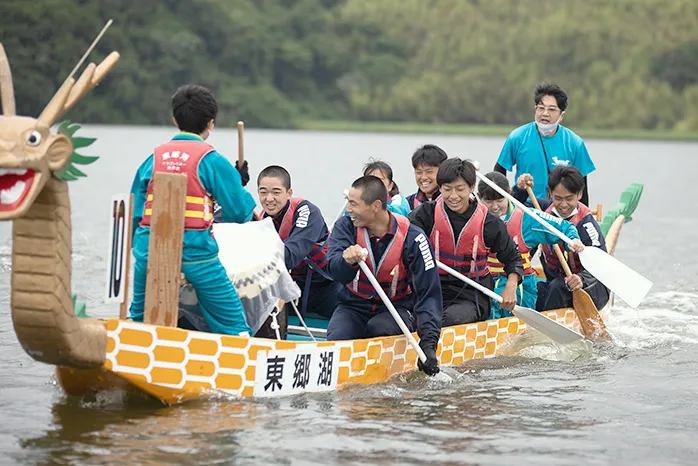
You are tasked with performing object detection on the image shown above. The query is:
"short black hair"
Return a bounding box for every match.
[171,84,219,134]
[257,165,291,190]
[363,159,400,196]
[534,81,568,111]
[478,171,511,200]
[411,144,448,169]
[352,175,387,209]
[436,158,476,187]
[548,166,584,195]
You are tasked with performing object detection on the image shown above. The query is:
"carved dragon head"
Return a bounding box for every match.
[0,36,119,220]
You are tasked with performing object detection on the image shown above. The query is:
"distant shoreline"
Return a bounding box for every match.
[297,120,698,142]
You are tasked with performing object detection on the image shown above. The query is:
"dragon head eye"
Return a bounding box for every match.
[26,130,42,146]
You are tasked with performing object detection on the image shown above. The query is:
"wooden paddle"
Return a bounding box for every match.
[525,187,612,341]
[475,171,652,308]
[436,261,584,345]
[358,251,427,363]
[236,121,245,166]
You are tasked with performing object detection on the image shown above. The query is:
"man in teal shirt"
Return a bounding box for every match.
[494,82,596,206]
[129,84,256,336]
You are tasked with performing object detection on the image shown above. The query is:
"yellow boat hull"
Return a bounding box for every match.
[55,304,606,405]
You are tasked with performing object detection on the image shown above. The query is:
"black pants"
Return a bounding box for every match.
[326,303,415,340]
[443,300,482,326]
[297,278,342,319]
[536,278,610,311]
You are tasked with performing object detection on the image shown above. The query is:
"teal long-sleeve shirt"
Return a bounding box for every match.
[130,132,256,263]
[504,202,580,251]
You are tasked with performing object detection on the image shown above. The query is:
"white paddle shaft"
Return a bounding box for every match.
[436,260,583,344]
[437,261,506,305]
[475,171,573,246]
[358,260,427,363]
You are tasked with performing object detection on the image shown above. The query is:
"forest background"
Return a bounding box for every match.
[1,0,697,138]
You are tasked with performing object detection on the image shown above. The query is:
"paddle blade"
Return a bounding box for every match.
[511,305,584,345]
[578,246,652,309]
[572,289,613,341]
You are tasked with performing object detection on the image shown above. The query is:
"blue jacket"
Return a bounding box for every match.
[502,201,581,252]
[512,186,607,288]
[265,199,333,288]
[406,188,441,210]
[326,214,443,349]
[130,132,256,263]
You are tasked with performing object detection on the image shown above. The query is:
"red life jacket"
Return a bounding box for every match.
[430,197,490,278]
[272,198,329,277]
[140,139,214,230]
[349,214,411,300]
[487,207,536,277]
[541,203,592,275]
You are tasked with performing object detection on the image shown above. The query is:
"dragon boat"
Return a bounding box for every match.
[0,37,645,406]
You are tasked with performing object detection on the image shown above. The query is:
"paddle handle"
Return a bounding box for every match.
[358,260,427,363]
[237,121,245,166]
[525,186,574,278]
[476,172,573,246]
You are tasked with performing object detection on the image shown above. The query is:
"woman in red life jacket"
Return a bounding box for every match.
[406,144,448,210]
[409,158,523,326]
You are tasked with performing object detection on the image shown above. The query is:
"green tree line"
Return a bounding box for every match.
[1,0,696,130]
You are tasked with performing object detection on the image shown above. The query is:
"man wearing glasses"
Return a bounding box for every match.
[493,82,595,206]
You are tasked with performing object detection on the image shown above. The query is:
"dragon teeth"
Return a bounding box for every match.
[0,180,26,205]
[0,168,28,176]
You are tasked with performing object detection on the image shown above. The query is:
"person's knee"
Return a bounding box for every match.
[585,282,610,309]
[541,279,571,310]
[326,308,361,340]
[308,282,341,319]
[443,301,479,326]
[366,309,414,338]
[326,322,356,340]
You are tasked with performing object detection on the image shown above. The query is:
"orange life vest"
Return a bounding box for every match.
[487,207,535,277]
[140,139,214,230]
[430,197,490,278]
[349,214,411,300]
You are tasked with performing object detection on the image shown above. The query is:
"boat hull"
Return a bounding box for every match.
[55,304,606,405]
[53,201,627,405]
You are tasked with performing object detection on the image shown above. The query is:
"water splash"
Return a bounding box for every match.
[607,291,698,350]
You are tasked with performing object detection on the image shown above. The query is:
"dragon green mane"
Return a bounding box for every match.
[54,120,99,181]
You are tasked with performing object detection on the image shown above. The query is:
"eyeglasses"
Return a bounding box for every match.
[535,104,561,114]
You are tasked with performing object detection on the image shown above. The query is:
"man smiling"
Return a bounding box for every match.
[513,166,609,311]
[406,144,448,210]
[494,82,596,206]
[478,171,584,319]
[257,165,340,319]
[409,159,523,326]
[325,175,442,376]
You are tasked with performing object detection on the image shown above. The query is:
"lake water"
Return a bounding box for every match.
[1,126,697,465]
